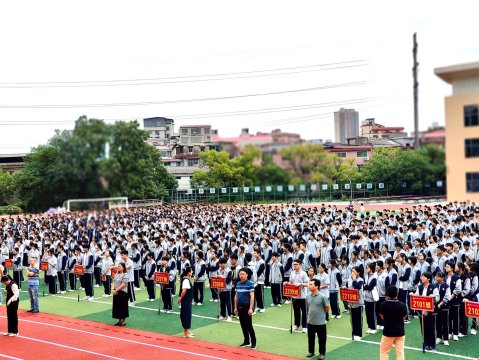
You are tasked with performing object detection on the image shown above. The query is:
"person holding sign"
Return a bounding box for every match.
[379,285,407,360]
[347,266,364,341]
[415,271,439,351]
[112,263,129,326]
[217,257,233,321]
[288,259,309,332]
[306,278,330,360]
[434,271,451,346]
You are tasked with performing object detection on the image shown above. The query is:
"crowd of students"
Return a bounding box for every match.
[0,201,478,353]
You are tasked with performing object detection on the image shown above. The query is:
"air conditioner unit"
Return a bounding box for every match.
[364,157,370,161]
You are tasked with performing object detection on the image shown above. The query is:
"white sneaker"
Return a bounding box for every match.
[197,302,203,306]
[453,335,459,341]
[81,296,89,301]
[302,328,307,333]
[353,336,362,341]
[259,309,265,313]
[471,329,477,335]
[87,297,94,301]
[60,291,66,294]
[94,284,100,288]
[293,326,299,331]
[436,338,441,344]
[270,303,276,307]
[148,299,155,302]
[218,316,226,320]
[443,340,449,346]
[284,300,291,304]
[210,299,214,302]
[369,330,377,334]
[129,302,135,307]
[458,333,465,338]
[277,304,282,308]
[68,289,74,292]
[366,329,372,334]
[214,299,219,303]
[226,317,232,322]
[336,315,342,319]
[135,287,141,291]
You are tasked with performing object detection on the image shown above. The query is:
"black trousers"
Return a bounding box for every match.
[459,303,468,335]
[264,265,271,287]
[7,301,18,334]
[376,297,385,326]
[271,283,282,305]
[193,281,204,304]
[238,305,256,345]
[68,273,76,290]
[94,267,102,286]
[365,301,376,330]
[13,270,22,290]
[145,279,155,300]
[308,323,327,355]
[350,306,363,337]
[83,273,94,297]
[220,290,232,317]
[254,284,264,309]
[58,272,67,292]
[127,282,136,303]
[436,308,449,341]
[293,298,307,328]
[49,275,57,295]
[330,292,341,316]
[103,275,111,295]
[161,286,172,310]
[398,289,410,320]
[420,313,437,347]
[134,270,140,288]
[449,304,460,335]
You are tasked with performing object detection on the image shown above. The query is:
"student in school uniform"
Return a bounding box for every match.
[120,250,136,306]
[328,259,342,319]
[217,257,233,321]
[347,266,364,341]
[289,259,309,332]
[435,271,451,346]
[81,244,94,301]
[269,252,283,307]
[12,248,23,290]
[193,251,207,306]
[158,256,174,312]
[144,252,156,301]
[415,271,440,351]
[101,250,114,297]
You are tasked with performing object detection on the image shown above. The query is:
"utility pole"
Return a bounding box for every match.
[413,33,419,148]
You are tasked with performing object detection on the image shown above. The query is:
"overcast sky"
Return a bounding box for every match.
[1,1,479,154]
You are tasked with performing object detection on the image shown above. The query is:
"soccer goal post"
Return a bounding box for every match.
[63,197,129,212]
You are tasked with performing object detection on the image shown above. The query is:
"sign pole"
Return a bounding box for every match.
[216,288,220,321]
[290,298,293,334]
[421,313,425,353]
[158,284,163,315]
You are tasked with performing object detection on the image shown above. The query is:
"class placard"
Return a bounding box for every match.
[282,283,301,298]
[110,268,118,278]
[210,277,226,289]
[154,272,169,284]
[465,301,479,318]
[340,288,359,303]
[4,259,12,269]
[409,294,434,312]
[74,265,85,276]
[40,261,49,271]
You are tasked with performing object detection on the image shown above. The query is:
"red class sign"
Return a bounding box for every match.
[210,277,226,289]
[465,301,479,318]
[154,272,169,284]
[110,268,118,278]
[409,294,434,312]
[283,284,301,298]
[74,265,85,276]
[340,288,359,303]
[4,259,12,269]
[40,261,49,271]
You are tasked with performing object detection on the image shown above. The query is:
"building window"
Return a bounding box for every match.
[337,152,346,158]
[466,172,479,192]
[464,105,479,127]
[191,128,200,135]
[181,128,188,135]
[465,138,479,157]
[204,128,210,134]
[357,151,368,157]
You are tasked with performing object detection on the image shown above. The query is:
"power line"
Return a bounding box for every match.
[0,60,369,88]
[0,80,371,109]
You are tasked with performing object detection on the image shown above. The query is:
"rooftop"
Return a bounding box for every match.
[435,61,479,83]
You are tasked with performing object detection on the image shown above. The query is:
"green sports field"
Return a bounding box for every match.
[12,274,478,360]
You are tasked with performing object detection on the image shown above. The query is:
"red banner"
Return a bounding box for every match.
[465,301,479,318]
[409,294,434,312]
[74,265,85,276]
[4,259,12,269]
[40,261,49,271]
[340,288,360,303]
[110,268,118,278]
[282,283,301,298]
[154,272,169,284]
[210,277,226,289]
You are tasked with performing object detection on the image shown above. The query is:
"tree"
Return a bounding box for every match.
[0,169,15,206]
[256,154,291,185]
[15,116,177,212]
[231,145,261,186]
[190,150,243,188]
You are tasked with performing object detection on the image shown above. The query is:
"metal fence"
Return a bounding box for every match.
[163,180,446,204]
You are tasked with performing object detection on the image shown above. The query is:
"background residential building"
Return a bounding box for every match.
[334,108,359,144]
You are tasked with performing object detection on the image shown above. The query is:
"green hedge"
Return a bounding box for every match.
[0,205,23,215]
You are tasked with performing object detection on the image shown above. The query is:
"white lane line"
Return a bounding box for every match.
[0,354,23,360]
[20,295,478,359]
[17,335,124,360]
[2,317,227,360]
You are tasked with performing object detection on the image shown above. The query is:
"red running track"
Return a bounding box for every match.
[0,311,297,360]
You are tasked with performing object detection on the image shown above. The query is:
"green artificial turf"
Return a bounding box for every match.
[12,275,479,360]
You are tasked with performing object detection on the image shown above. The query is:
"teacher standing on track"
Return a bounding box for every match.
[235,268,257,349]
[2,275,19,336]
[112,263,129,326]
[178,266,194,338]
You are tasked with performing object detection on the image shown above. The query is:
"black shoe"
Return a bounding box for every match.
[27,310,33,313]
[239,342,251,347]
[32,310,39,313]
[306,354,314,358]
[250,344,257,349]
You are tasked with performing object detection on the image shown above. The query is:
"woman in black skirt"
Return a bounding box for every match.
[177,267,194,338]
[1,275,19,336]
[112,263,129,326]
